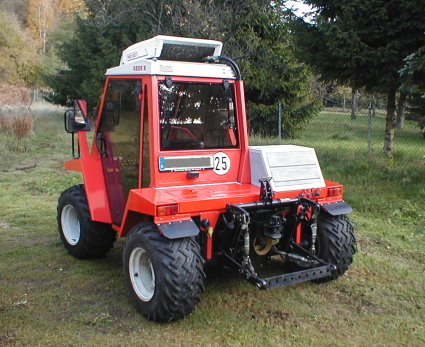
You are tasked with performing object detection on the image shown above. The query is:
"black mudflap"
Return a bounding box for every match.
[261,265,333,289]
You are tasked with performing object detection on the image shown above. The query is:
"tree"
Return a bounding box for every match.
[27,0,54,54]
[0,8,40,86]
[0,0,29,25]
[400,46,425,137]
[293,0,425,154]
[47,0,319,137]
[47,0,151,105]
[27,0,84,54]
[233,6,320,137]
[55,0,85,16]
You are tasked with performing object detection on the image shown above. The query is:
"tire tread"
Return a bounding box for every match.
[317,214,356,281]
[124,222,205,322]
[57,184,116,259]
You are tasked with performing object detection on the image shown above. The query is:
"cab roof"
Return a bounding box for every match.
[105,35,235,79]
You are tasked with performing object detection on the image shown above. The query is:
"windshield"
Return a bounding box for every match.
[159,81,238,150]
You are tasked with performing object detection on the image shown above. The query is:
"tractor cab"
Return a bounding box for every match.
[59,35,356,323]
[65,36,256,229]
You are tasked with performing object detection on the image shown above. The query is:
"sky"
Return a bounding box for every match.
[286,1,314,17]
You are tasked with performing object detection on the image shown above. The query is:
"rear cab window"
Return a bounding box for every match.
[159,81,238,151]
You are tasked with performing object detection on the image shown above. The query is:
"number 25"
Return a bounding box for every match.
[215,156,227,171]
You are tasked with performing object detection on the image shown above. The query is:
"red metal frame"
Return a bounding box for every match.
[137,84,145,188]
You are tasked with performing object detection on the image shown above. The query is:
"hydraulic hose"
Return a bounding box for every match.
[204,55,242,80]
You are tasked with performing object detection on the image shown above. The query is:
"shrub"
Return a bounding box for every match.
[10,114,33,138]
[0,107,34,152]
[0,108,33,137]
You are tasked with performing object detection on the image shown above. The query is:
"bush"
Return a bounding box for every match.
[0,85,34,140]
[0,107,34,152]
[0,110,33,137]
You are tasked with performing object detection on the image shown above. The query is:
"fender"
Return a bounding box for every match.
[156,219,200,239]
[320,200,352,216]
[64,131,112,224]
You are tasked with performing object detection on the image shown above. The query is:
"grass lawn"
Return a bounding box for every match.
[0,107,424,346]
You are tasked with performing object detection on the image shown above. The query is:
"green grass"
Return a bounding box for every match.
[1,108,424,346]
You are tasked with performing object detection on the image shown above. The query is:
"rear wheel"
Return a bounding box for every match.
[315,213,356,281]
[57,185,116,259]
[123,222,205,322]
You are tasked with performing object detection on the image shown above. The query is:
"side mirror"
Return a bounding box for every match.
[64,99,91,133]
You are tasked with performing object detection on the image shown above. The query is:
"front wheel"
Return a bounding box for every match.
[57,185,116,259]
[123,222,205,322]
[316,213,356,281]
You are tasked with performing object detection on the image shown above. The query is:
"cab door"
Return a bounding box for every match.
[96,78,144,225]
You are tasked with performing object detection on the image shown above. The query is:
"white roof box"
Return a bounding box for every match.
[120,35,223,65]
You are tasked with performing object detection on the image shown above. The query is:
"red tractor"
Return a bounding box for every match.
[58,35,356,323]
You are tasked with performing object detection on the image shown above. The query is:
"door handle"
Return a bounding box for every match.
[96,132,107,157]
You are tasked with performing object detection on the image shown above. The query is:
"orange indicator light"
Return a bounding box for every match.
[157,204,178,216]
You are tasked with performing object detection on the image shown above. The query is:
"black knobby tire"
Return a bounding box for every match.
[123,222,205,323]
[57,184,116,259]
[316,213,356,281]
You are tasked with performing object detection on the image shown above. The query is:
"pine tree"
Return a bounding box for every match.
[293,0,425,154]
[47,0,319,137]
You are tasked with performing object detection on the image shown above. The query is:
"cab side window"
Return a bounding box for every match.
[98,79,142,199]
